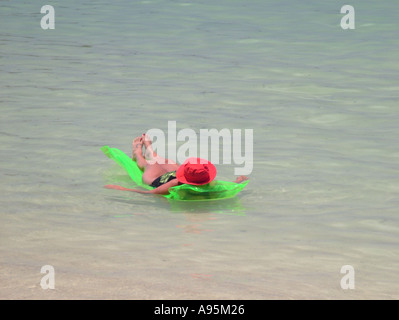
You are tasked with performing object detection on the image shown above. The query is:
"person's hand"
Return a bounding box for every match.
[104,185,132,191]
[234,176,249,183]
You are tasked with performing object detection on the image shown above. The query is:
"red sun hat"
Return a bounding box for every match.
[176,157,217,185]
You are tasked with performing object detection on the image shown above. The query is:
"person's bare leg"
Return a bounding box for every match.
[132,136,142,160]
[130,135,173,185]
[132,136,148,170]
[142,133,158,161]
[143,133,179,172]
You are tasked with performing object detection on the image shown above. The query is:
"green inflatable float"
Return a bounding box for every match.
[101,146,248,201]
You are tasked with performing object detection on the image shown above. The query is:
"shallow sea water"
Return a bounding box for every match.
[1,0,398,299]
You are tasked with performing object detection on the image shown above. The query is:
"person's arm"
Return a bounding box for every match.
[105,179,179,195]
[234,176,249,183]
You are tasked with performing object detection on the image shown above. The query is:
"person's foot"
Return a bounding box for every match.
[143,133,158,160]
[132,136,143,160]
[235,175,249,183]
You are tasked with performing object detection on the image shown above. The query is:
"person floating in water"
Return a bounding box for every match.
[105,134,248,195]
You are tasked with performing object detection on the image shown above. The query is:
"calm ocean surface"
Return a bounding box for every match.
[1,0,398,299]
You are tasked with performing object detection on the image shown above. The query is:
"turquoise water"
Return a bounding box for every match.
[1,0,398,299]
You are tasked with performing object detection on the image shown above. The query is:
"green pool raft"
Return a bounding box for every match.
[101,146,248,201]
